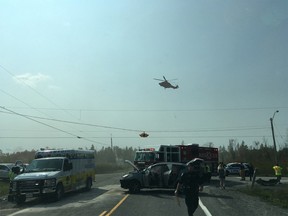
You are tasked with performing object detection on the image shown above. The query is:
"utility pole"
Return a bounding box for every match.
[110,134,113,148]
[270,110,279,165]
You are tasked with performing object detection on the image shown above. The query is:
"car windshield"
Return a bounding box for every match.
[26,159,63,172]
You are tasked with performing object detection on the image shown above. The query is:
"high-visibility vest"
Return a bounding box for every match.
[273,166,282,176]
[9,170,16,181]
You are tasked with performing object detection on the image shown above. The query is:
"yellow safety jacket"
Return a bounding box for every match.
[273,166,282,176]
[9,170,17,181]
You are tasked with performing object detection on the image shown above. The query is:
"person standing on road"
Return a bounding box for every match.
[8,166,21,195]
[248,163,254,181]
[240,162,246,181]
[217,162,226,189]
[204,163,211,184]
[273,164,282,184]
[175,162,205,216]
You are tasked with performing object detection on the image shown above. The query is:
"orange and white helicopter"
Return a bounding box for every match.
[154,76,179,89]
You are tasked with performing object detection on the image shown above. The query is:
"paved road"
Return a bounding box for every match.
[1,174,287,216]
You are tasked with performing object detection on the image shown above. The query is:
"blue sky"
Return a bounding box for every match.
[0,0,287,153]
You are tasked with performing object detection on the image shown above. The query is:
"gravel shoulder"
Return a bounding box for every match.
[203,176,288,216]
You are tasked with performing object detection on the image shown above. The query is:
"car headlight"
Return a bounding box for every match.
[122,174,129,178]
[44,179,56,187]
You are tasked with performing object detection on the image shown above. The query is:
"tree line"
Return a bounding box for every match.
[218,139,288,175]
[1,140,287,175]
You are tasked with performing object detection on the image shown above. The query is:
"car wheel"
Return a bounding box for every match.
[128,181,141,193]
[55,184,64,201]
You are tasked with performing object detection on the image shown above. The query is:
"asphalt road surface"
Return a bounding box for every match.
[1,173,287,216]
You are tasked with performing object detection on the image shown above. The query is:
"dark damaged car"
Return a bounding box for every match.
[120,160,186,193]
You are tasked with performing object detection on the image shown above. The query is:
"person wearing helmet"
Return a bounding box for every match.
[174,162,205,216]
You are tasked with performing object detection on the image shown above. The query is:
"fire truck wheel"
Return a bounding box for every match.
[55,184,64,201]
[128,181,141,193]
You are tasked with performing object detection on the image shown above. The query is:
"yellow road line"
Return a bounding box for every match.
[99,211,107,216]
[105,194,129,216]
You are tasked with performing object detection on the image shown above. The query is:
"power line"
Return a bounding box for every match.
[0,64,109,144]
[0,135,276,139]
[4,106,288,112]
[0,64,79,120]
[0,89,57,119]
[0,109,142,132]
[0,109,270,133]
[0,106,109,146]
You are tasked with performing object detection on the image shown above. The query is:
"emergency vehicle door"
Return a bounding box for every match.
[62,158,72,191]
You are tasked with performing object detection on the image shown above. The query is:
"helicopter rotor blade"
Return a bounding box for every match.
[162,76,177,81]
[154,78,164,81]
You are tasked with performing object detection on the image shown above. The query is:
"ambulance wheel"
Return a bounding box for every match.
[55,184,64,201]
[85,178,92,191]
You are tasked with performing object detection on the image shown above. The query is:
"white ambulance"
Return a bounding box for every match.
[8,149,96,204]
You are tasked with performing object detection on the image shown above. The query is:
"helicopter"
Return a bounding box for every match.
[154,76,179,89]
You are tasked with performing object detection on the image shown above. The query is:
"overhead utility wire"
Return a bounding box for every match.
[0,64,105,143]
[0,64,79,120]
[0,89,103,145]
[0,110,267,133]
[0,110,142,132]
[0,135,273,139]
[0,106,108,146]
[5,106,288,112]
[0,90,106,145]
[0,88,58,120]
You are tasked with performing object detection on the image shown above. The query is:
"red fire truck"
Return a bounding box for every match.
[133,148,158,170]
[134,144,219,175]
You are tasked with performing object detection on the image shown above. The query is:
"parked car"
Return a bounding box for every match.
[0,163,14,180]
[225,162,249,176]
[0,162,27,181]
[120,160,186,193]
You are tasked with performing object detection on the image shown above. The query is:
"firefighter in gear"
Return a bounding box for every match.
[273,164,282,184]
[175,162,205,216]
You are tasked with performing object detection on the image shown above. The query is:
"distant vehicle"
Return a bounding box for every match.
[134,148,158,169]
[154,76,179,89]
[225,162,249,176]
[0,163,14,180]
[0,162,26,181]
[120,160,186,193]
[8,149,96,204]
